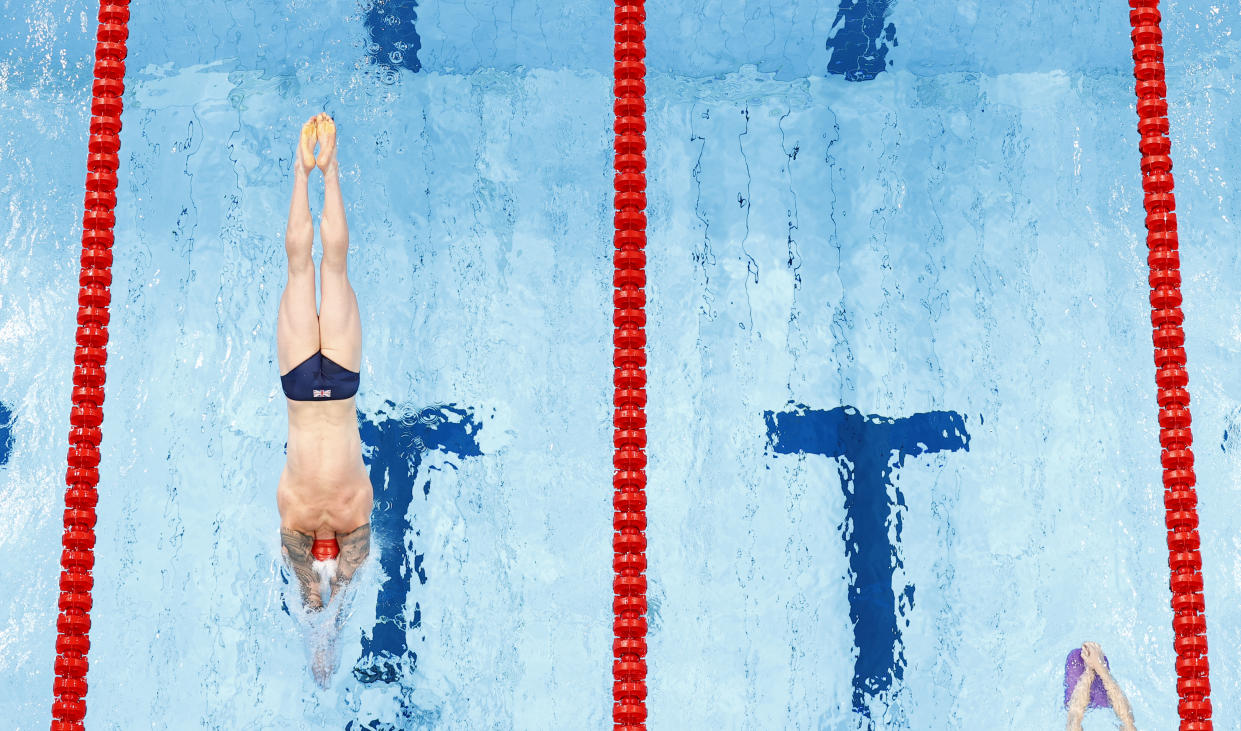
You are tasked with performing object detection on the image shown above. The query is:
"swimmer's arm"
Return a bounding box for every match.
[1093,664,1136,731]
[331,523,371,597]
[1078,643,1136,731]
[1065,668,1094,730]
[280,528,323,610]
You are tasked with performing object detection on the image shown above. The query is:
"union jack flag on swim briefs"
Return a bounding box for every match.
[313,389,332,398]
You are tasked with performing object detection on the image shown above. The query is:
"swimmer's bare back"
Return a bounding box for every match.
[275,113,373,611]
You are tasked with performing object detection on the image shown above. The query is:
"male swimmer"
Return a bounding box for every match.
[275,113,373,679]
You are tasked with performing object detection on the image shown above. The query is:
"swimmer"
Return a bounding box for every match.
[275,113,373,680]
[1066,642,1136,731]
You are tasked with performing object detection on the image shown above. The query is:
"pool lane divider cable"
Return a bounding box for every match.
[1127,2,1213,728]
[52,1,129,729]
[612,3,649,729]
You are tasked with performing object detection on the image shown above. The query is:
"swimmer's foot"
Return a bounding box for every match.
[297,116,317,175]
[314,112,337,174]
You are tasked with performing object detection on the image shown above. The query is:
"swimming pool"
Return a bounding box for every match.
[2,0,1239,728]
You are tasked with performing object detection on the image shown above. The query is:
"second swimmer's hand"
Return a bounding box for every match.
[1080,642,1107,673]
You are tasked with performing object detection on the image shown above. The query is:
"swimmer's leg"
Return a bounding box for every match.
[277,117,321,375]
[280,528,324,610]
[314,113,362,373]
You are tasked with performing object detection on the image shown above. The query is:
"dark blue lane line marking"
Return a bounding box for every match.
[766,404,968,723]
[0,400,11,467]
[364,0,423,75]
[826,0,897,82]
[345,402,482,730]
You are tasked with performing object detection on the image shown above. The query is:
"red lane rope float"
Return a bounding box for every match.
[52,2,128,729]
[613,3,648,730]
[1127,2,1212,728]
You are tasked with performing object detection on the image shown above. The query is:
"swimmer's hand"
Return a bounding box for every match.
[280,528,324,610]
[1080,642,1107,674]
[311,633,339,688]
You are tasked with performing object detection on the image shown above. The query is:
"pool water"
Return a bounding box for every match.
[3,0,1241,728]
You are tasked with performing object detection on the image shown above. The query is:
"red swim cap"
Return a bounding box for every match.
[312,538,339,561]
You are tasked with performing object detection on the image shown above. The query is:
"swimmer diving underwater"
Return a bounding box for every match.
[276,113,373,685]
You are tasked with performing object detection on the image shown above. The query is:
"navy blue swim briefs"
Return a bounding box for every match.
[280,352,359,401]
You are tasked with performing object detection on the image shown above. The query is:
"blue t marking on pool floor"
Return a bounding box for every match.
[347,402,482,730]
[766,404,968,723]
[826,0,897,82]
[363,0,423,75]
[0,400,12,467]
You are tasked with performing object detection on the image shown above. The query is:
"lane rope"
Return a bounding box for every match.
[1126,2,1213,728]
[612,3,649,729]
[52,1,129,728]
[53,5,1210,730]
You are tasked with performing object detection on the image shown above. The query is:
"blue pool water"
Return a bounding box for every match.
[2,0,1241,728]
